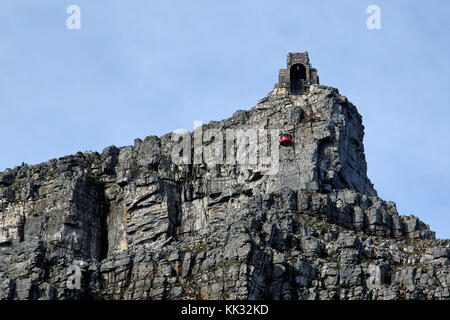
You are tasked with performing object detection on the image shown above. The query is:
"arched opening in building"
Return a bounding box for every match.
[290,63,307,94]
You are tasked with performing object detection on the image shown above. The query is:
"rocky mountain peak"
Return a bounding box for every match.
[0,71,448,300]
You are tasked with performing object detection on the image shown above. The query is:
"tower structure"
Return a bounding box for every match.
[274,52,319,94]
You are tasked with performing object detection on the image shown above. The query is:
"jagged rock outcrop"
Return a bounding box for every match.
[0,85,448,300]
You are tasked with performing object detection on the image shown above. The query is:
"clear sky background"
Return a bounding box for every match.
[0,1,449,238]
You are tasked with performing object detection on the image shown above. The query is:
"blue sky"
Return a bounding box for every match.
[0,1,449,238]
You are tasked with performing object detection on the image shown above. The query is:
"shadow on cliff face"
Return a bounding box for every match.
[65,174,109,260]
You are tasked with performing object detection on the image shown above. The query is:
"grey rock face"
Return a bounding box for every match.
[0,85,447,300]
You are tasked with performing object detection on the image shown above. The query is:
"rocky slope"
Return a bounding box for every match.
[0,85,448,300]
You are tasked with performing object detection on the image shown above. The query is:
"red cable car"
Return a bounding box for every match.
[279,133,293,147]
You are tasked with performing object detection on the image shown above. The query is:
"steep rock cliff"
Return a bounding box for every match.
[0,85,448,300]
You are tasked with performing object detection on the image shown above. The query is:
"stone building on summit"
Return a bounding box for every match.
[274,52,319,94]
